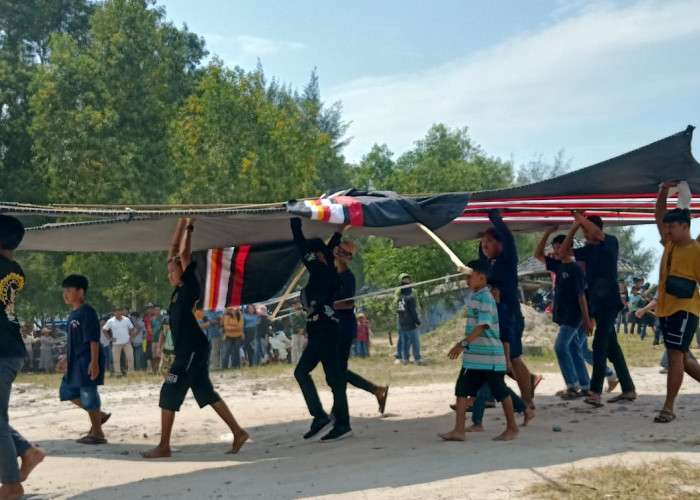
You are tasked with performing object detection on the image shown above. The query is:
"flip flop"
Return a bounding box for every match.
[77,434,107,445]
[654,409,676,423]
[530,373,543,399]
[378,386,389,414]
[608,392,636,403]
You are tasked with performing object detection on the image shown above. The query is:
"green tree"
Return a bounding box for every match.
[351,144,397,191]
[29,0,206,204]
[0,0,93,202]
[169,63,348,204]
[27,0,206,309]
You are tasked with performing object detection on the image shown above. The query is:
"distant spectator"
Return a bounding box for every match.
[290,301,307,365]
[130,311,146,371]
[355,313,370,358]
[39,327,56,374]
[222,307,244,369]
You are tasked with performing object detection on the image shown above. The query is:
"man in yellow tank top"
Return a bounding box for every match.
[653,182,700,423]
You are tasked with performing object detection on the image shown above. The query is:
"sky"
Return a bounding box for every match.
[162,0,700,281]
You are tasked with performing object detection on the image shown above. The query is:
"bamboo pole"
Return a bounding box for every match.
[417,223,471,274]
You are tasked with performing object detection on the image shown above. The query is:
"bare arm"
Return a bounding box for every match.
[179,217,195,270]
[578,295,592,333]
[88,341,100,380]
[655,182,676,238]
[168,218,186,262]
[448,324,487,359]
[562,216,580,253]
[534,225,558,263]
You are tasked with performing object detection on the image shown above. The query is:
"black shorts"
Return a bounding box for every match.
[661,311,699,353]
[145,341,153,360]
[455,368,509,402]
[159,349,220,412]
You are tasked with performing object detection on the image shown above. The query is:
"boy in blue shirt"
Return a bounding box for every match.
[439,259,519,442]
[59,274,109,444]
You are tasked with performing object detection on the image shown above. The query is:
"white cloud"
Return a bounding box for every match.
[330,0,700,163]
[203,34,305,66]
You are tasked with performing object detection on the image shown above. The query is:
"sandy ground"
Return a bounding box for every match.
[9,366,700,500]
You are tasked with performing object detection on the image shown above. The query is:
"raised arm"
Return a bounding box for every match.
[562,214,580,253]
[169,218,186,264]
[573,211,604,243]
[179,217,195,269]
[656,182,677,239]
[488,209,516,261]
[534,225,558,264]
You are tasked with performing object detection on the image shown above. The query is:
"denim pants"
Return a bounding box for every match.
[472,384,525,425]
[616,310,628,333]
[590,306,635,394]
[400,328,421,361]
[1,357,32,484]
[355,341,369,357]
[252,337,265,366]
[132,343,145,370]
[579,329,614,378]
[222,337,241,369]
[555,324,590,390]
[395,319,404,359]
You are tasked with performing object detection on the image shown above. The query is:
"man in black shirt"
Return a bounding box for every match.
[563,212,636,406]
[291,217,352,442]
[141,218,248,458]
[0,215,44,500]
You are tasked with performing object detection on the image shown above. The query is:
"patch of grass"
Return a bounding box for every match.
[526,458,700,499]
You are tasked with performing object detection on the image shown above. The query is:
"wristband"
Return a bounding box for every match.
[185,225,194,232]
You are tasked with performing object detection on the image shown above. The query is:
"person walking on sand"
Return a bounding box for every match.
[59,275,110,445]
[290,217,352,442]
[652,183,700,423]
[563,212,636,407]
[0,215,45,500]
[141,218,248,458]
[439,259,519,442]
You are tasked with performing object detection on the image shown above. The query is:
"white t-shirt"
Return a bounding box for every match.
[103,316,134,345]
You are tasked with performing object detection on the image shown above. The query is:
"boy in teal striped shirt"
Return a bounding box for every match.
[439,259,519,442]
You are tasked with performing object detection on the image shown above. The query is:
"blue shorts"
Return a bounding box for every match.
[59,378,101,411]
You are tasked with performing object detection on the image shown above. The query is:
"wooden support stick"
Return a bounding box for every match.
[417,223,471,274]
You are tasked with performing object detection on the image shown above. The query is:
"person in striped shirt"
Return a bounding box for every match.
[439,259,519,442]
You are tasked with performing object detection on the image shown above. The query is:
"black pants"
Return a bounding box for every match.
[294,317,349,428]
[159,347,221,412]
[590,306,635,394]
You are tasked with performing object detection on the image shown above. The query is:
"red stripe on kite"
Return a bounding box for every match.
[209,249,224,310]
[230,245,250,306]
[334,196,364,226]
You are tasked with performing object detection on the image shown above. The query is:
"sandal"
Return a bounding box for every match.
[654,409,676,423]
[378,386,389,414]
[608,391,636,403]
[560,388,583,400]
[77,434,107,445]
[584,395,603,407]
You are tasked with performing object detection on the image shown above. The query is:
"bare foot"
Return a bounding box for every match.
[20,445,45,481]
[0,483,23,500]
[465,424,484,433]
[522,407,536,427]
[438,430,466,441]
[226,429,249,454]
[492,427,519,441]
[140,445,171,458]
